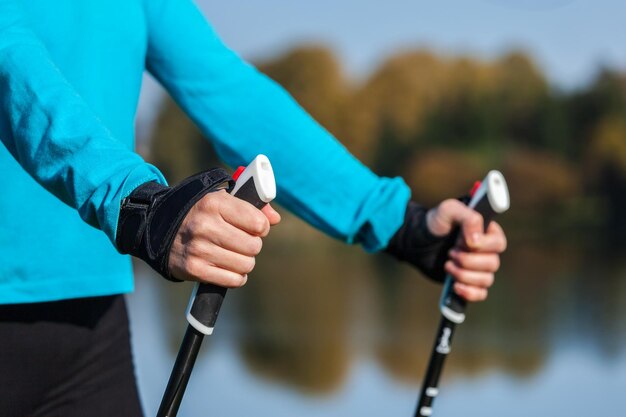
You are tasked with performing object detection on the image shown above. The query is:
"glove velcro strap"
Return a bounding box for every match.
[117,167,235,281]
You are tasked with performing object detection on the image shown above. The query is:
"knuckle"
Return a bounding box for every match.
[251,215,269,236]
[242,257,256,274]
[467,211,483,226]
[208,190,232,213]
[184,258,204,279]
[248,237,263,255]
[445,259,456,271]
[468,288,486,302]
[187,239,206,257]
[230,273,247,288]
[198,193,218,211]
[500,236,508,252]
[456,285,470,300]
[482,273,495,288]
[454,251,469,267]
[492,256,501,272]
[455,269,469,283]
[440,199,460,214]
[444,261,457,277]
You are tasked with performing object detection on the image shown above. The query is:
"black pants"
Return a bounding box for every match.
[0,295,144,417]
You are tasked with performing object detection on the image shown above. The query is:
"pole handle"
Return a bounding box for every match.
[185,155,276,335]
[439,170,509,323]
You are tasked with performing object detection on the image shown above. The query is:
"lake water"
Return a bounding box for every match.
[126,218,626,417]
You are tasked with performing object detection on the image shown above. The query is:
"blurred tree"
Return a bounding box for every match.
[257,46,360,158]
[425,56,499,150]
[145,43,626,390]
[493,51,549,148]
[353,51,451,172]
[258,46,348,132]
[503,148,580,211]
[588,116,626,177]
[149,98,222,184]
[403,149,487,207]
[587,116,626,246]
[567,70,626,161]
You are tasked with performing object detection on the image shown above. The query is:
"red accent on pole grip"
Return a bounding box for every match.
[232,166,245,180]
[469,181,481,197]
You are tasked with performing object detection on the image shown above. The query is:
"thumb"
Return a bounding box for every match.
[428,199,484,248]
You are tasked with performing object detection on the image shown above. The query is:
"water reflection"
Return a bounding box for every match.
[236,227,357,393]
[131,213,626,415]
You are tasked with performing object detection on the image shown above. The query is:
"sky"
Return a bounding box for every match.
[138,0,626,137]
[197,0,625,89]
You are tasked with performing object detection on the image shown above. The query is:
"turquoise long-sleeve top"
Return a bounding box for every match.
[0,0,410,304]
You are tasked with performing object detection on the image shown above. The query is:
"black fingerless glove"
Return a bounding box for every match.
[116,168,235,282]
[384,201,459,282]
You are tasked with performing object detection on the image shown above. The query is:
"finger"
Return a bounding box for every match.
[262,204,281,226]
[427,199,467,236]
[193,218,263,257]
[465,221,507,253]
[445,261,495,288]
[486,221,507,252]
[448,249,500,273]
[185,241,257,276]
[186,207,263,256]
[194,190,269,237]
[453,282,488,302]
[458,212,485,250]
[428,200,484,245]
[202,192,270,237]
[173,262,248,288]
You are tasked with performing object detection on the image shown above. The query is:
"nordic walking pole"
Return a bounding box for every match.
[157,155,276,417]
[415,171,509,417]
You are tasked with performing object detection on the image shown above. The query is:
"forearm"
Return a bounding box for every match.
[145,0,410,250]
[0,1,165,242]
[169,68,410,250]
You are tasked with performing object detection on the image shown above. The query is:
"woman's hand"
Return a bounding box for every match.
[426,199,507,302]
[168,189,280,286]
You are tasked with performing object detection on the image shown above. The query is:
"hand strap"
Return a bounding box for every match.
[116,168,235,281]
[384,200,462,282]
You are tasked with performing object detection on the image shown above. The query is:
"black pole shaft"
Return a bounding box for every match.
[157,325,205,417]
[414,317,457,417]
[156,156,277,417]
[413,171,509,416]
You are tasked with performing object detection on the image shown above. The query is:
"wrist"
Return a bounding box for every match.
[384,201,456,282]
[116,168,234,281]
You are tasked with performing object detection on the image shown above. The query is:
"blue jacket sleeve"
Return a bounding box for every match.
[0,1,166,243]
[144,0,410,251]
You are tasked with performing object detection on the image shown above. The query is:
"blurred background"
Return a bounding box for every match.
[129,1,626,416]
